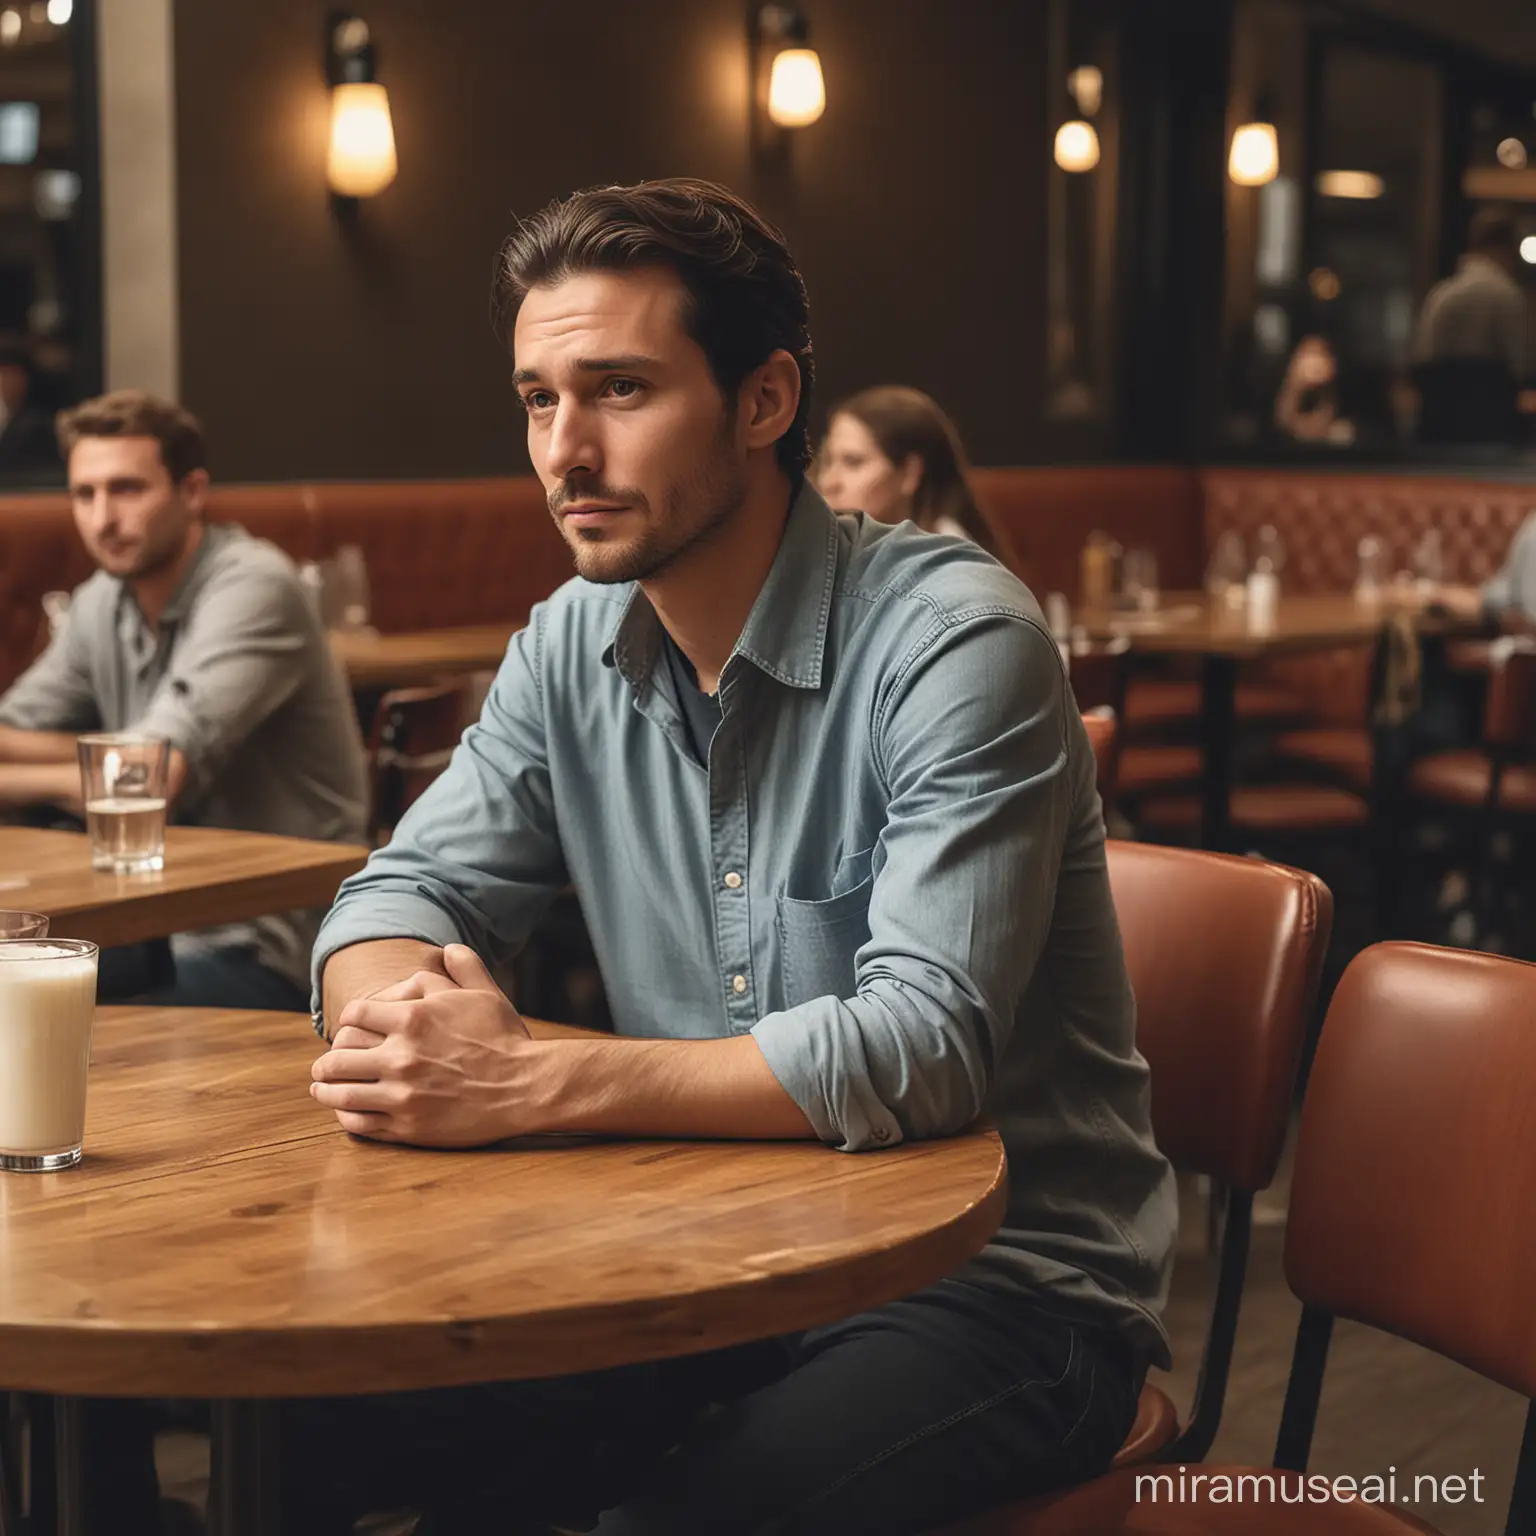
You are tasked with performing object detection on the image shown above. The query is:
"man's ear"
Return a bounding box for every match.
[741,350,802,455]
[179,467,211,519]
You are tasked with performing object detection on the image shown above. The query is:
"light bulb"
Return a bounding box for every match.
[1054,120,1100,173]
[327,82,397,198]
[767,48,825,128]
[1229,122,1279,187]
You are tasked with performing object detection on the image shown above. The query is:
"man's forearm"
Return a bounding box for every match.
[320,938,450,1036]
[530,1033,816,1140]
[0,725,79,765]
[0,762,81,811]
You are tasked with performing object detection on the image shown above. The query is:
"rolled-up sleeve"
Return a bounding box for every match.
[1483,513,1536,622]
[0,618,100,733]
[133,567,308,794]
[752,612,1070,1150]
[311,607,568,1001]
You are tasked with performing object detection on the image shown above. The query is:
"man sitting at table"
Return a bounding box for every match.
[0,390,368,1009]
[304,178,1176,1536]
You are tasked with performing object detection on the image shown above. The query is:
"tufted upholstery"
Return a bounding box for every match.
[1199,469,1533,591]
[1200,469,1536,731]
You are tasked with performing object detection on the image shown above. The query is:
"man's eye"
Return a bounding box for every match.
[523,391,554,412]
[606,378,644,400]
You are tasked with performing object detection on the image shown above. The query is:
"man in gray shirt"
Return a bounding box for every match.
[0,390,367,1008]
[298,180,1175,1535]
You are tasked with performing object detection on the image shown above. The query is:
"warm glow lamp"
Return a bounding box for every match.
[1229,121,1279,187]
[325,12,396,205]
[1315,169,1383,199]
[1054,120,1100,173]
[328,82,396,197]
[752,5,824,148]
[768,46,825,128]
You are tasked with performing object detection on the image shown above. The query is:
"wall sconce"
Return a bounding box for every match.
[1315,169,1383,200]
[751,4,824,148]
[1054,120,1100,173]
[325,12,396,204]
[1229,116,1279,188]
[1054,65,1101,173]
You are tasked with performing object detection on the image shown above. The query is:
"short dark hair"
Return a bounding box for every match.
[1468,206,1516,258]
[55,390,208,483]
[494,178,815,476]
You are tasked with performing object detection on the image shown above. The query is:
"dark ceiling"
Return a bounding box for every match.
[1350,0,1536,69]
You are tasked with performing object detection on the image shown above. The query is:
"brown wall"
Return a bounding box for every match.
[173,1,1048,482]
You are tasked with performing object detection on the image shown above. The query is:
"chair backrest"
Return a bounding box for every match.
[1107,840,1333,1190]
[1484,645,1536,754]
[1285,942,1536,1399]
[366,681,468,841]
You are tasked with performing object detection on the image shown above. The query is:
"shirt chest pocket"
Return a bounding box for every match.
[775,846,875,1005]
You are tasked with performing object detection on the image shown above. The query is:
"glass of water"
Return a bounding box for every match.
[0,912,49,939]
[76,734,170,873]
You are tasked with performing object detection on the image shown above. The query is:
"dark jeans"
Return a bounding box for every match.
[279,1279,1146,1535]
[96,941,309,1011]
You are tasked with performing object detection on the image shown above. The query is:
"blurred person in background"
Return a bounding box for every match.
[815,385,1020,572]
[1274,331,1354,445]
[0,339,63,476]
[1411,207,1527,444]
[0,390,368,1012]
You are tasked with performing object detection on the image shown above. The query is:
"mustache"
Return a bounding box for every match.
[547,480,646,516]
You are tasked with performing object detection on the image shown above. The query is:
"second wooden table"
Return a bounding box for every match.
[0,825,369,948]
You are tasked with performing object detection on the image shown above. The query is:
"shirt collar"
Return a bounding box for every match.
[602,479,840,692]
[115,521,224,630]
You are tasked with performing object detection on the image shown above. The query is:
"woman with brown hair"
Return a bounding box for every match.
[814,385,1018,571]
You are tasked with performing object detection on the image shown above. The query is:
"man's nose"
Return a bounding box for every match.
[544,401,601,483]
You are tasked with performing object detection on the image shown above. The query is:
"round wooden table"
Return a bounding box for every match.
[0,1007,1008,1536]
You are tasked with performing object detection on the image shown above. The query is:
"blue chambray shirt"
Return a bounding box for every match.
[314,483,1177,1364]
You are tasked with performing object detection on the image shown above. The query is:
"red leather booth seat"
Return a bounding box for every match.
[2,466,1531,713]
[0,479,571,691]
[1201,469,1535,727]
[973,464,1204,598]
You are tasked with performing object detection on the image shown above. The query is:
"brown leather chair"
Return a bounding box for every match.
[992,941,1536,1534]
[936,843,1333,1534]
[1406,645,1536,938]
[366,681,469,843]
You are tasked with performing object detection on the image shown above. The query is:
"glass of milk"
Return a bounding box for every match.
[0,911,48,939]
[0,938,99,1171]
[76,733,170,873]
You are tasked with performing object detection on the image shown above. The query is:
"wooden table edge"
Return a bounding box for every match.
[40,847,370,948]
[0,1132,1009,1399]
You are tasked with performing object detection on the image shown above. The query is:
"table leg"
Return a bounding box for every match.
[209,1401,280,1536]
[0,1396,17,1536]
[1200,655,1238,852]
[54,1397,85,1536]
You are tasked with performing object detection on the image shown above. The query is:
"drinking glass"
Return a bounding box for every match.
[1122,548,1160,612]
[77,734,170,873]
[1355,535,1386,601]
[1206,531,1247,605]
[330,544,373,632]
[0,938,99,1171]
[0,912,49,939]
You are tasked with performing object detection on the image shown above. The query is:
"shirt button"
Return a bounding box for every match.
[723,871,743,889]
[731,974,747,995]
